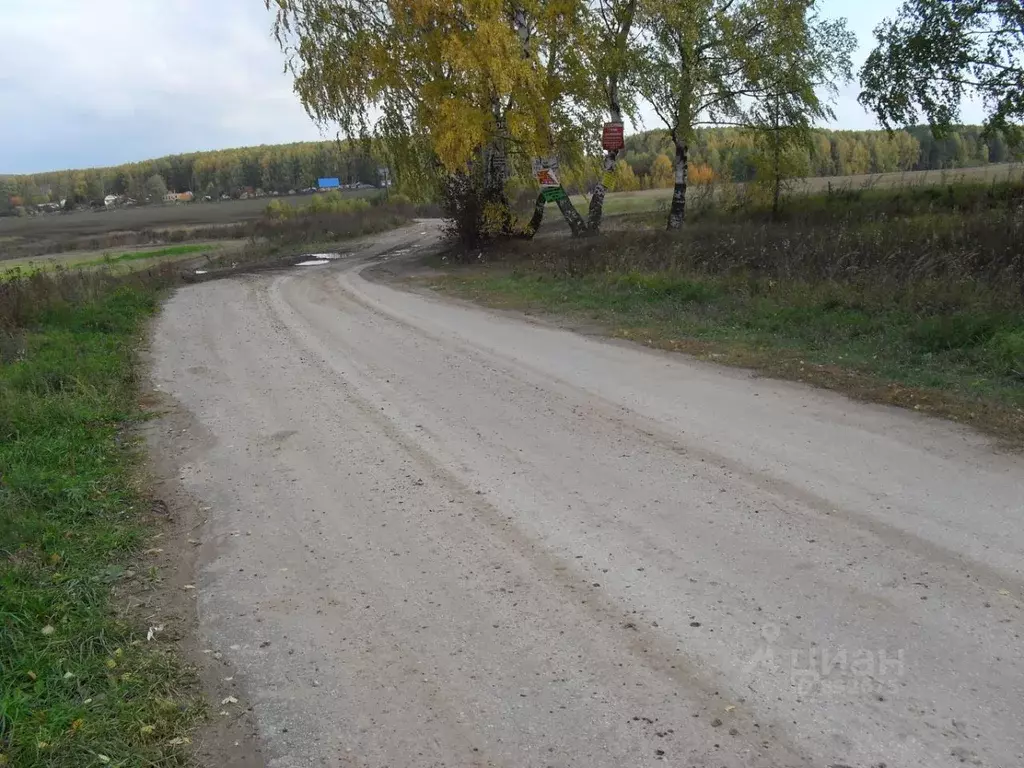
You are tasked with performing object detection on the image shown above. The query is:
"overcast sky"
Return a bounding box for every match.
[0,0,986,175]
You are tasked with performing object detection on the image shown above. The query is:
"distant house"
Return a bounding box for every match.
[318,177,340,191]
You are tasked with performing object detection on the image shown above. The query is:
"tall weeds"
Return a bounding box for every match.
[0,262,183,331]
[532,184,1024,313]
[256,195,434,244]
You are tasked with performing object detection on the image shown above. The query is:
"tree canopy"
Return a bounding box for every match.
[860,0,1024,146]
[267,0,859,232]
[0,140,384,210]
[269,0,601,188]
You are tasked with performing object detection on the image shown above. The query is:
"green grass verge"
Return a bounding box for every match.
[1,245,215,282]
[88,245,211,267]
[0,287,201,766]
[427,269,1024,443]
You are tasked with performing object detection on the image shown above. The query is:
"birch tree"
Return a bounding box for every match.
[747,8,854,216]
[636,0,852,229]
[584,0,641,231]
[268,0,601,240]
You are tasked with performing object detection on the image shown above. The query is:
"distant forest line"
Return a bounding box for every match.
[2,125,1021,211]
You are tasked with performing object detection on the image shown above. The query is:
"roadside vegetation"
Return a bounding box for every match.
[429,178,1024,442]
[0,179,430,764]
[258,192,433,244]
[1,245,219,282]
[0,265,202,766]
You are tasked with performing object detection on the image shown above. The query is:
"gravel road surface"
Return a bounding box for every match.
[150,223,1024,768]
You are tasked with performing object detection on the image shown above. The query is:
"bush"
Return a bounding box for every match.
[255,202,410,245]
[909,314,1004,353]
[986,329,1024,375]
[306,192,371,216]
[265,198,293,219]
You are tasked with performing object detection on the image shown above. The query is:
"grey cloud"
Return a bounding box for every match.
[0,0,323,173]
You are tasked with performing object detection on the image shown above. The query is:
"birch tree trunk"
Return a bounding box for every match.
[482,105,515,235]
[521,192,547,237]
[586,103,622,233]
[556,195,588,236]
[586,0,637,233]
[667,138,688,229]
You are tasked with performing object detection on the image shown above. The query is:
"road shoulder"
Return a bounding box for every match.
[139,373,268,768]
[371,252,1023,449]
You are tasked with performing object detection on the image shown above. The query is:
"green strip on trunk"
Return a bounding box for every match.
[541,186,568,203]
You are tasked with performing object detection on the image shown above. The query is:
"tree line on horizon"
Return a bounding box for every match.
[2,124,1019,215]
[562,124,1021,194]
[0,140,382,214]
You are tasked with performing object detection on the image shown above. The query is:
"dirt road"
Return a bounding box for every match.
[150,223,1024,768]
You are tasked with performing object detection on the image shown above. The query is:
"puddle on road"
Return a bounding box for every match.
[294,252,344,267]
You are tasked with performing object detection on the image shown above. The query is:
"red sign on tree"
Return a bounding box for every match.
[602,122,625,151]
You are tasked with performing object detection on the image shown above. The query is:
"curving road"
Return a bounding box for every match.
[151,222,1024,768]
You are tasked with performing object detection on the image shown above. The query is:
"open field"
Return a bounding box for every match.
[0,189,382,243]
[5,165,1018,254]
[0,197,276,242]
[0,188,382,260]
[567,161,1024,218]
